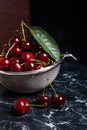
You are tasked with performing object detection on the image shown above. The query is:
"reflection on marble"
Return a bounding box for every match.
[0,60,87,130]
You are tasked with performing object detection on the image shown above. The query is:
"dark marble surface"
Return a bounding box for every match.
[0,59,87,130]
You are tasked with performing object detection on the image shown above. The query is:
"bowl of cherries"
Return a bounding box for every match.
[0,21,76,93]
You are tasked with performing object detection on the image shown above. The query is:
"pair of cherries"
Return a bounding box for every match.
[12,80,65,115]
[0,37,53,72]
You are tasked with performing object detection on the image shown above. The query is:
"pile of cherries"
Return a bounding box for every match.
[11,80,65,115]
[0,37,54,72]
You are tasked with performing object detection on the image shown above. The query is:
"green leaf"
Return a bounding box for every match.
[29,26,60,62]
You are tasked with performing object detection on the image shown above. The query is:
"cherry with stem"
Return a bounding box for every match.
[47,78,65,108]
[11,97,45,115]
[36,79,51,107]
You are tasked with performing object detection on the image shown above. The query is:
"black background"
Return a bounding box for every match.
[31,0,87,65]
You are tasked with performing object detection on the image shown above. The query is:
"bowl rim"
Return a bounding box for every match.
[0,60,61,75]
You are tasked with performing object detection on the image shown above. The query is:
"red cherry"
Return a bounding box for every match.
[11,46,22,57]
[32,40,39,52]
[37,52,49,62]
[34,64,44,70]
[0,58,11,70]
[9,37,21,47]
[10,62,23,72]
[24,61,35,71]
[10,57,20,64]
[38,46,44,52]
[21,52,35,62]
[0,55,4,64]
[0,54,3,59]
[13,97,29,115]
[51,94,65,108]
[21,41,32,51]
[36,94,50,106]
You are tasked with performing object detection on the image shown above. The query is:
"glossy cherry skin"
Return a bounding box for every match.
[32,40,39,52]
[51,94,65,108]
[21,52,35,62]
[21,41,32,51]
[11,46,22,57]
[37,52,49,62]
[10,62,23,72]
[0,58,11,70]
[13,97,29,115]
[32,40,44,52]
[9,37,21,47]
[10,57,20,64]
[24,61,35,71]
[36,94,50,106]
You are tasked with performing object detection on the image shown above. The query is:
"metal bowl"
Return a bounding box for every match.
[0,54,76,93]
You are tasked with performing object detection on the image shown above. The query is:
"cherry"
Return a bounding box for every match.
[0,54,3,60]
[34,64,44,70]
[24,61,35,71]
[0,58,11,70]
[47,78,65,108]
[38,46,44,52]
[21,41,32,51]
[37,52,49,62]
[9,37,21,47]
[12,97,29,115]
[10,62,23,72]
[51,94,65,108]
[0,54,2,57]
[36,94,50,106]
[31,39,44,52]
[12,97,45,115]
[10,57,20,64]
[32,40,39,52]
[11,46,22,57]
[21,52,35,62]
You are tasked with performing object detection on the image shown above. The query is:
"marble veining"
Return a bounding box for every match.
[0,60,87,130]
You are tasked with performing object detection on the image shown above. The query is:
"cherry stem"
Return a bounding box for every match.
[31,59,46,66]
[42,78,50,95]
[26,103,44,107]
[21,20,35,37]
[47,78,57,95]
[1,53,5,57]
[5,43,16,58]
[21,20,31,30]
[21,62,25,66]
[21,20,26,41]
[42,85,47,95]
